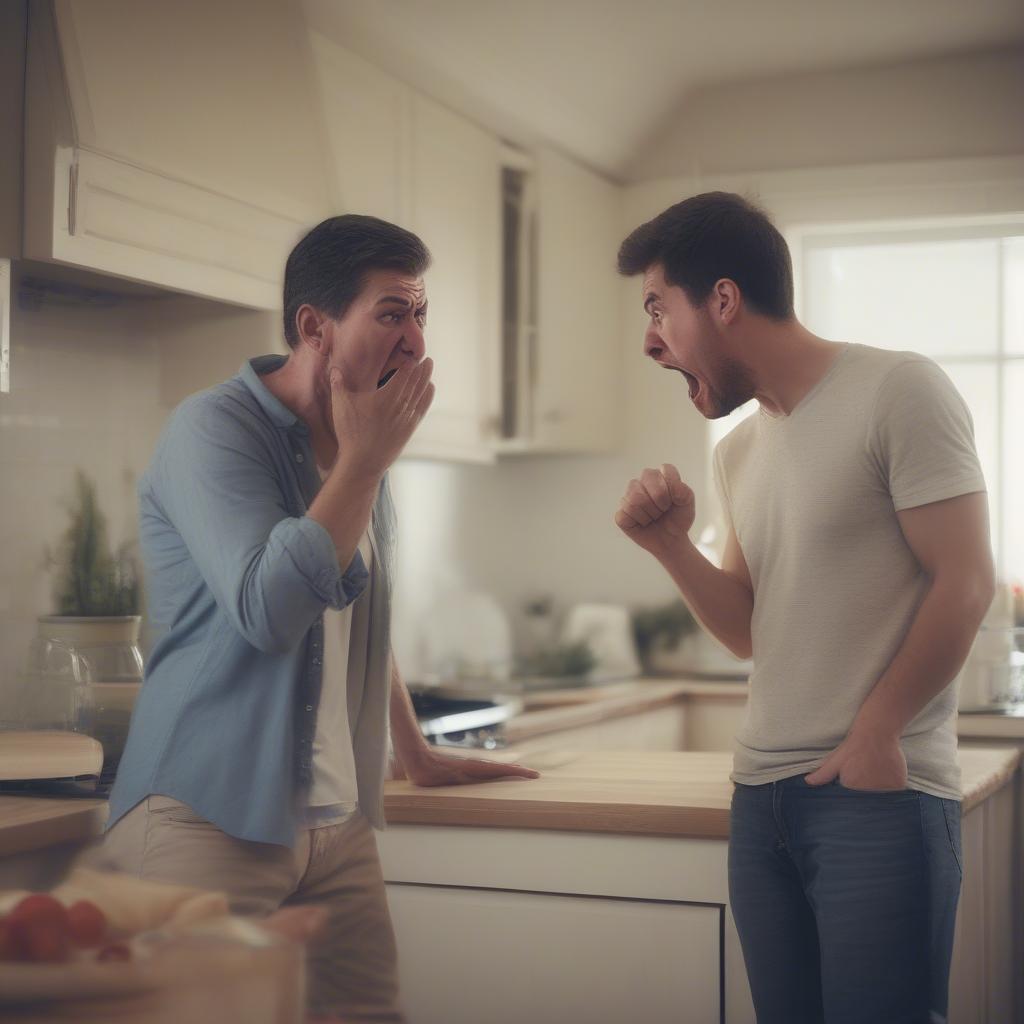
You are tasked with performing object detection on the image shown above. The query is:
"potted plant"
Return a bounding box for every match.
[631,599,698,675]
[31,472,143,760]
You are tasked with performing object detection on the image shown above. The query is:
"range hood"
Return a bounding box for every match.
[21,0,333,311]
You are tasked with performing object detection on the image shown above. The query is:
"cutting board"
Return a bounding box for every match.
[0,730,104,781]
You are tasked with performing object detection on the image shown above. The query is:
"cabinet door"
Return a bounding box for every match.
[387,883,720,1024]
[532,147,621,452]
[403,95,501,463]
[512,705,688,756]
[310,34,410,223]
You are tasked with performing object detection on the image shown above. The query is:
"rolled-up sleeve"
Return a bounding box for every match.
[153,393,368,654]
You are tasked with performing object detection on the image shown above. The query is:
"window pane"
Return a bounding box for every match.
[1005,237,1024,356]
[804,238,1000,359]
[937,362,1000,573]
[1003,363,1024,584]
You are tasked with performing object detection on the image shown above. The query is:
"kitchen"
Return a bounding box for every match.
[1,1,1023,1022]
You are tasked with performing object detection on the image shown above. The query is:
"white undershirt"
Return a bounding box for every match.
[305,511,374,826]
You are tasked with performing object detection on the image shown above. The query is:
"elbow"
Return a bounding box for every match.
[730,637,753,662]
[936,563,997,632]
[234,613,295,654]
[233,598,302,655]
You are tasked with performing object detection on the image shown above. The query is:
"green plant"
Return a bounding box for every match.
[515,641,597,679]
[631,599,697,663]
[50,472,140,616]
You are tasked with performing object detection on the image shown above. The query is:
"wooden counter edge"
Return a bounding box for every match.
[0,798,107,858]
[384,793,731,839]
[960,746,1023,814]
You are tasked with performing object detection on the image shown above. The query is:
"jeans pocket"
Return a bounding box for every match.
[146,794,208,825]
[939,799,963,878]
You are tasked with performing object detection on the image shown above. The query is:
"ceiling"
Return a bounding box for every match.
[303,0,1024,182]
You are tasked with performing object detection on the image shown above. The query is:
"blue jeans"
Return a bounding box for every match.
[729,774,962,1024]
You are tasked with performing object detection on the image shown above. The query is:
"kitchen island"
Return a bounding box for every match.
[379,746,1022,1024]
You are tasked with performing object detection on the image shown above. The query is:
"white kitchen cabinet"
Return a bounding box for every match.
[511,703,688,756]
[386,882,720,1024]
[954,735,1024,1024]
[403,95,501,463]
[309,34,411,224]
[523,147,622,453]
[23,0,332,310]
[381,826,744,1024]
[310,37,501,463]
[683,694,747,751]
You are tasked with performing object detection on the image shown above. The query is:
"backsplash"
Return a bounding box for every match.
[0,296,168,712]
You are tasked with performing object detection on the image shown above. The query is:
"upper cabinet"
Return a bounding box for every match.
[403,95,501,463]
[528,148,622,453]
[23,0,334,309]
[310,34,410,224]
[312,35,501,463]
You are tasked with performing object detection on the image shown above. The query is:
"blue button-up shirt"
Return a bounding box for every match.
[106,355,396,847]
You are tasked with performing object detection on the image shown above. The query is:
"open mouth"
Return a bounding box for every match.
[662,363,701,400]
[377,368,398,389]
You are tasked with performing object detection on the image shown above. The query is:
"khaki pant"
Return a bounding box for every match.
[94,797,405,1023]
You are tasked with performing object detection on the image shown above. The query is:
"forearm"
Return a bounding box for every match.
[851,573,993,741]
[388,660,431,772]
[307,455,382,568]
[656,537,754,659]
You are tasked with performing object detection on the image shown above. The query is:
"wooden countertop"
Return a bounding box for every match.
[383,746,1022,839]
[1,745,1017,856]
[0,796,107,858]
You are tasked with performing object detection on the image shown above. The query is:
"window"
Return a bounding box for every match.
[710,226,1024,585]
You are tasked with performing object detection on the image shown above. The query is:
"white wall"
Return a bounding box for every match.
[627,47,1024,182]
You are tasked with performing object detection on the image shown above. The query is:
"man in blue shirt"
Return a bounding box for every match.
[98,215,538,1023]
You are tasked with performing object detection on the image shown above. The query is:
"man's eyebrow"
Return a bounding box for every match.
[374,295,413,308]
[643,293,660,313]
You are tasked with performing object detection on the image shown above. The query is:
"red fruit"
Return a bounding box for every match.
[67,901,108,949]
[97,941,131,962]
[0,919,17,961]
[8,894,68,931]
[9,920,69,963]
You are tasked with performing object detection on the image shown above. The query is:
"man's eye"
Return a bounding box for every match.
[382,312,404,324]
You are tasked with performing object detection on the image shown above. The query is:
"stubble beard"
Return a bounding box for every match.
[702,353,756,420]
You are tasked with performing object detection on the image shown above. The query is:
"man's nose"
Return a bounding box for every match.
[643,323,664,361]
[403,321,426,361]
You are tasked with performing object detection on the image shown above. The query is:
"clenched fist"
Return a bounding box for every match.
[615,463,696,556]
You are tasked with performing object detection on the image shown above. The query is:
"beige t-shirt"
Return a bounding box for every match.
[714,343,986,799]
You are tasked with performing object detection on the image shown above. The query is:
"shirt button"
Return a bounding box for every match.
[295,452,304,463]
[312,657,321,666]
[305,705,314,712]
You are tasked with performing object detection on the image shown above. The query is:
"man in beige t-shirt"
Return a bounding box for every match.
[615,192,994,1024]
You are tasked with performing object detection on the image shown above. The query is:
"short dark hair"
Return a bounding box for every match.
[617,192,794,320]
[282,215,431,347]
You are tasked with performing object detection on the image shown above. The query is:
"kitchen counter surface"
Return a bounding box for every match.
[2,743,1018,857]
[0,795,107,858]
[383,745,1023,839]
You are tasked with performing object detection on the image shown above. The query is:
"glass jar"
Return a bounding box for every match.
[960,625,1024,708]
[22,616,144,768]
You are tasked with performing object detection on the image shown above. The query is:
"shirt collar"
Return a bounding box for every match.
[238,355,306,433]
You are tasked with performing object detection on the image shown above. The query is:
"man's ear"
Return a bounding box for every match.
[712,279,742,325]
[294,304,329,355]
